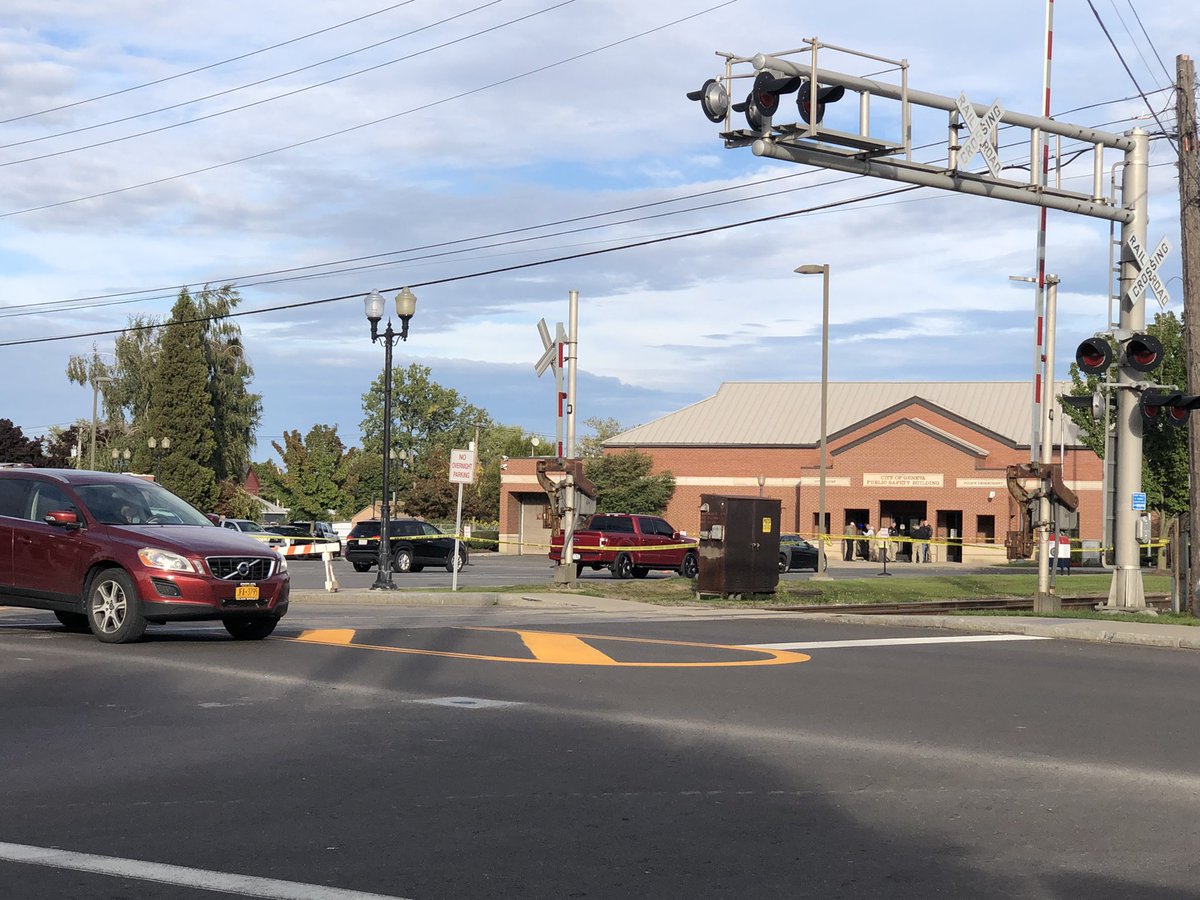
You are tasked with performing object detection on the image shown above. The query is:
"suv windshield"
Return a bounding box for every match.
[76,480,211,526]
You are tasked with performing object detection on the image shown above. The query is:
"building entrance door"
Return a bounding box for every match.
[879,501,927,562]
[937,510,964,563]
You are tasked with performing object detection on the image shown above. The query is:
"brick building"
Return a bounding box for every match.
[498,381,1101,563]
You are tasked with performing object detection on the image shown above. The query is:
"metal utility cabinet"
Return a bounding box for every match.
[697,495,781,595]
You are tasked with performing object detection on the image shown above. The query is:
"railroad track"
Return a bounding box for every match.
[779,595,1171,615]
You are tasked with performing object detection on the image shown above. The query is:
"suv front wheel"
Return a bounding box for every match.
[87,568,147,644]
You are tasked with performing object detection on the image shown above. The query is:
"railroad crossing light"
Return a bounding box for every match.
[1061,393,1103,420]
[1122,333,1164,373]
[797,80,846,124]
[687,78,728,123]
[731,70,800,130]
[1075,337,1113,376]
[1140,390,1200,427]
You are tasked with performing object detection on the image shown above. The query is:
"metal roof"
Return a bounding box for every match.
[605,382,1083,449]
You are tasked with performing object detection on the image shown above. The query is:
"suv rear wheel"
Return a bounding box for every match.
[87,568,147,644]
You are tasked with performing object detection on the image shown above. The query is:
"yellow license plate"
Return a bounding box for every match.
[235,584,260,601]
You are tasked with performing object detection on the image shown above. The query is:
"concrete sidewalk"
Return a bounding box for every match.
[288,587,1200,651]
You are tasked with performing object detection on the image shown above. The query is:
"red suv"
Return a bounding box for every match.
[0,469,290,643]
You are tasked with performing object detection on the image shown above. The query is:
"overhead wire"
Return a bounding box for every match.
[0,0,737,220]
[0,184,924,348]
[1122,0,1174,83]
[0,2,422,126]
[0,0,559,164]
[1085,0,1179,154]
[0,87,1163,321]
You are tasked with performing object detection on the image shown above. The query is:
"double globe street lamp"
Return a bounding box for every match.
[364,287,417,590]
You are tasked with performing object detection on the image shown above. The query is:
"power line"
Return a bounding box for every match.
[1085,0,1179,155]
[1123,0,1174,83]
[0,0,737,220]
[0,0,555,165]
[0,184,922,348]
[0,2,420,126]
[2,86,1156,317]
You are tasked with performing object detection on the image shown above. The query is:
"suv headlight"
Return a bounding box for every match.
[275,551,288,573]
[137,548,197,573]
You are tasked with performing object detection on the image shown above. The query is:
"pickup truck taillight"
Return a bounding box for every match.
[599,536,607,546]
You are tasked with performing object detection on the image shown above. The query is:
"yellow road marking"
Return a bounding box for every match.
[295,629,356,645]
[518,631,616,664]
[288,627,809,668]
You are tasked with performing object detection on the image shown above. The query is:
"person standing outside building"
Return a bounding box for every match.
[916,519,932,563]
[859,523,872,561]
[843,523,856,561]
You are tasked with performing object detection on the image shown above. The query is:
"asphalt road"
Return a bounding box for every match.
[4,601,1200,899]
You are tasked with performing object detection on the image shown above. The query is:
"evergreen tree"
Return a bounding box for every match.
[146,290,219,510]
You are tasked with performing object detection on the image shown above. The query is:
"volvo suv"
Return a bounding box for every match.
[0,469,290,643]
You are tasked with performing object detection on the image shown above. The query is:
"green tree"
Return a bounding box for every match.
[585,449,675,514]
[66,285,261,491]
[0,419,46,465]
[146,290,219,510]
[1065,310,1189,516]
[270,425,356,520]
[198,285,262,482]
[579,417,625,458]
[360,363,491,491]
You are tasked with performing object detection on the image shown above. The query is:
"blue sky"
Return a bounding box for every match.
[0,0,1194,462]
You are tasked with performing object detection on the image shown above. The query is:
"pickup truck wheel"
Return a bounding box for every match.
[679,552,699,579]
[611,553,634,579]
[391,549,413,573]
[631,566,649,579]
[778,553,790,573]
[351,561,372,573]
[575,563,585,578]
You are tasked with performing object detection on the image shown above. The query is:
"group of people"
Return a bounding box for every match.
[842,519,933,564]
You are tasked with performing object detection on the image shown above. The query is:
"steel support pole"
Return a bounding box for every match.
[1106,129,1149,609]
[372,323,397,590]
[814,266,831,579]
[1035,275,1061,611]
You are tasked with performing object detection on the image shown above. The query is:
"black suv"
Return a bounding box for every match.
[344,519,467,573]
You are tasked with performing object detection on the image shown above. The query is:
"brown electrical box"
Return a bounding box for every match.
[697,495,781,595]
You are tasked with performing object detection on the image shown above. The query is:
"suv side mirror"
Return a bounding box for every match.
[45,510,81,530]
[204,513,221,525]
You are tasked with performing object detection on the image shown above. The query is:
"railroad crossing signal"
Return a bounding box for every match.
[1124,233,1172,309]
[1140,389,1200,427]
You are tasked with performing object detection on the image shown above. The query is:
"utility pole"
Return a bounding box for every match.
[1178,55,1200,613]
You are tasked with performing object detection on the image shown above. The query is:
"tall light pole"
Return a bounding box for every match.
[89,374,112,470]
[796,264,831,578]
[365,287,417,591]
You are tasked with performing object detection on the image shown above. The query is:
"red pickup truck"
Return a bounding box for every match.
[549,513,699,579]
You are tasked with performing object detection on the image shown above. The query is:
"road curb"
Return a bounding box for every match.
[786,611,1200,651]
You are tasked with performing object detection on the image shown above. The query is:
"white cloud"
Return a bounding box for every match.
[1,0,1195,459]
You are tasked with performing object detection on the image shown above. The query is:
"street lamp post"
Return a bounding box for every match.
[796,264,832,579]
[365,288,417,591]
[111,448,131,472]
